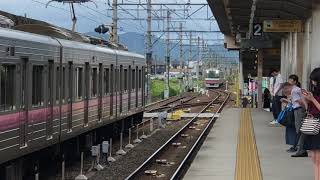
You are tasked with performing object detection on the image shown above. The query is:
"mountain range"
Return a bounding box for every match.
[85,31,238,64]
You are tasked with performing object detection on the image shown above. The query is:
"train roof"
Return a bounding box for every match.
[0,27,145,60]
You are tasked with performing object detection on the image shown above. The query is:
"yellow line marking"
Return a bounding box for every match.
[235,108,263,180]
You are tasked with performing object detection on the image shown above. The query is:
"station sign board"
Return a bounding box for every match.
[263,20,302,32]
[264,49,281,56]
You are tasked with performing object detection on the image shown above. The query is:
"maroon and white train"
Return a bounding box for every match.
[0,27,146,165]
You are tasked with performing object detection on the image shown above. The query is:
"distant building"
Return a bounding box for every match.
[0,15,14,28]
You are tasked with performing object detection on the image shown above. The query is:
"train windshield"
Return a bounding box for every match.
[207,70,220,78]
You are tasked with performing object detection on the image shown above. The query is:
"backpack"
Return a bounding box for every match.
[277,103,295,128]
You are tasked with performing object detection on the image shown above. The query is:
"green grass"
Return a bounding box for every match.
[151,78,182,101]
[194,80,204,88]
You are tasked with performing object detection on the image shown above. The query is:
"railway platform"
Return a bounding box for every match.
[184,108,313,180]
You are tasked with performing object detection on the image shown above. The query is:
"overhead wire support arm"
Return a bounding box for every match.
[45,0,98,32]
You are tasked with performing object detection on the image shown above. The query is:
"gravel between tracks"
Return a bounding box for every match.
[89,120,190,180]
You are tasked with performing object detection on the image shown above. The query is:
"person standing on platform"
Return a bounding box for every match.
[281,76,308,156]
[302,68,320,180]
[242,97,249,108]
[288,75,308,157]
[263,88,271,111]
[270,69,284,126]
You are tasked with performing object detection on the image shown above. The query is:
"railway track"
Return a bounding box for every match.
[125,91,230,180]
[52,90,228,180]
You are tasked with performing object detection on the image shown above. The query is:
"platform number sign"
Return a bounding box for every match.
[253,23,263,36]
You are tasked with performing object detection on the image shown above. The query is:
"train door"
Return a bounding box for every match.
[103,67,110,118]
[19,58,29,147]
[46,60,54,138]
[124,68,128,113]
[141,67,146,106]
[98,63,103,121]
[67,62,73,131]
[136,66,138,108]
[119,65,123,114]
[131,68,135,110]
[84,62,90,126]
[138,68,142,107]
[128,66,131,111]
[110,64,114,117]
[115,67,119,116]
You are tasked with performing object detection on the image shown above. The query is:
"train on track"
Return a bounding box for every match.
[0,27,146,165]
[204,68,224,88]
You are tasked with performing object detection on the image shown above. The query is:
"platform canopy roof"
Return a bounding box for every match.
[207,0,313,37]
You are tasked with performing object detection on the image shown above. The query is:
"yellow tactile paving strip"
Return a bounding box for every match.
[235,108,263,180]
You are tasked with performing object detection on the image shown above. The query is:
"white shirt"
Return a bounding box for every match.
[273,73,283,96]
[291,85,303,109]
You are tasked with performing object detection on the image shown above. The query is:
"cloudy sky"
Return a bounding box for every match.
[0,0,222,44]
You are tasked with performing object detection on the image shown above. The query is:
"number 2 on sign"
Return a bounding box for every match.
[254,24,262,36]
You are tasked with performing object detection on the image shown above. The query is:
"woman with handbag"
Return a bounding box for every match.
[302,68,320,180]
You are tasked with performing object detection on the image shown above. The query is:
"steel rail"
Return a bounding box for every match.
[125,93,222,180]
[170,92,230,180]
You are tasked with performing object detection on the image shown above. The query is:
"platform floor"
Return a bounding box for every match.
[184,108,313,180]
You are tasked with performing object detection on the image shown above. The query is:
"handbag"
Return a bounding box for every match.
[277,103,295,127]
[300,114,320,135]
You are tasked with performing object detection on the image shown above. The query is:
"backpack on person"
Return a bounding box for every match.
[277,103,295,127]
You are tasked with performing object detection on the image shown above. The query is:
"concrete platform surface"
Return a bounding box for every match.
[252,109,313,180]
[184,108,313,180]
[184,108,240,180]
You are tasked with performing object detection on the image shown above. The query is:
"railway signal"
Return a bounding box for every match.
[94,25,109,34]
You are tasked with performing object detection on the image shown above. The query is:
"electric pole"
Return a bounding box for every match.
[146,0,152,104]
[188,32,192,90]
[164,10,170,99]
[179,22,184,93]
[110,0,118,44]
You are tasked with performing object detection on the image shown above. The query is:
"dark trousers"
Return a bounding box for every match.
[272,95,284,120]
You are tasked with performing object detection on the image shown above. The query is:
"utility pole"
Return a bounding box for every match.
[197,36,200,88]
[179,23,183,75]
[110,0,118,44]
[154,55,158,75]
[164,10,170,99]
[188,32,192,90]
[179,22,184,93]
[146,0,152,104]
[201,39,205,81]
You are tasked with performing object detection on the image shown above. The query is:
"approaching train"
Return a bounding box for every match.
[204,68,224,88]
[0,27,146,165]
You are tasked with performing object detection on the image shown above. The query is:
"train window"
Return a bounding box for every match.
[0,64,16,111]
[111,65,114,94]
[116,69,119,92]
[139,69,142,89]
[132,69,135,91]
[62,67,66,101]
[75,67,83,100]
[104,68,109,94]
[48,61,54,105]
[124,69,128,91]
[21,59,27,108]
[91,68,98,97]
[56,66,66,103]
[32,65,44,107]
[68,62,73,102]
[56,66,60,103]
[120,65,123,92]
